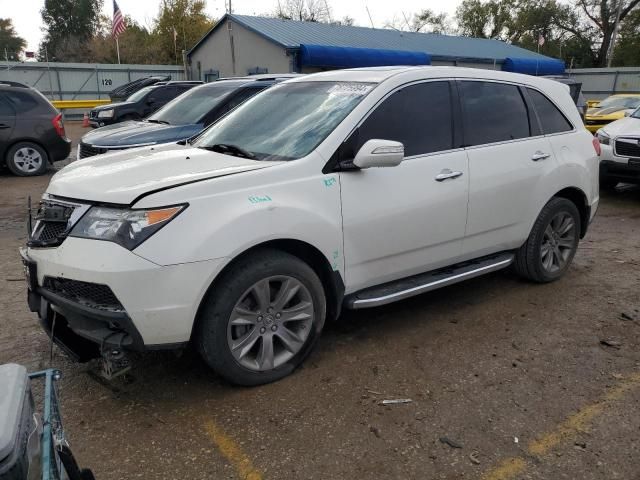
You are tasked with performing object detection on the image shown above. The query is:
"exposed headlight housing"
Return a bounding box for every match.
[97,109,114,119]
[596,130,611,145]
[70,205,187,250]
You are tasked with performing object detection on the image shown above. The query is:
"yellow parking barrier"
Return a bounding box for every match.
[51,99,111,109]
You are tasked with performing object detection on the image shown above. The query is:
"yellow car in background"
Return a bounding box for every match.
[584,94,640,133]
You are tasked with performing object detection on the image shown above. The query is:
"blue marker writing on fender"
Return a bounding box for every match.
[248,195,272,204]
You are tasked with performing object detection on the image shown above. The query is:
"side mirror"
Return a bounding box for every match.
[624,110,632,117]
[353,139,404,169]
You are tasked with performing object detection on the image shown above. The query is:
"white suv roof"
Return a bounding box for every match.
[287,66,565,90]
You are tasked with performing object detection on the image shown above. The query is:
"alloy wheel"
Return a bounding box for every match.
[540,211,576,273]
[227,275,314,372]
[13,147,44,174]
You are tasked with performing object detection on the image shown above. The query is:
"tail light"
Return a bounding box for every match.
[592,136,601,156]
[52,112,65,138]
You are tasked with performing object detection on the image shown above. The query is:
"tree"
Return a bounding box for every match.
[39,0,103,61]
[385,10,450,34]
[274,0,331,22]
[413,9,451,34]
[456,0,516,39]
[612,7,640,65]
[574,0,640,66]
[0,18,26,61]
[89,16,164,64]
[454,0,640,67]
[153,0,214,64]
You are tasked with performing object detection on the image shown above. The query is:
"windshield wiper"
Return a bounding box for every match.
[146,119,170,125]
[199,143,256,159]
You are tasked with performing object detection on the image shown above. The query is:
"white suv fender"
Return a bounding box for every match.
[133,152,344,274]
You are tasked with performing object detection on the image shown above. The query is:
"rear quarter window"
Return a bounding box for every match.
[527,88,573,134]
[5,91,41,113]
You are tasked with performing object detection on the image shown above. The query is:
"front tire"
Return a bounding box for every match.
[5,142,49,176]
[196,249,326,386]
[514,197,580,283]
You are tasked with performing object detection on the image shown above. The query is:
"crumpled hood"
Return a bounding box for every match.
[81,120,201,147]
[47,143,281,205]
[599,115,640,137]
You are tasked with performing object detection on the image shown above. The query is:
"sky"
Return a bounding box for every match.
[10,0,463,53]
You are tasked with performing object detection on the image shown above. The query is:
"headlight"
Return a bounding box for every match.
[70,205,186,250]
[97,109,114,119]
[596,130,611,145]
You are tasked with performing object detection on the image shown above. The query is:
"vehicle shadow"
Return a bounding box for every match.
[71,267,530,402]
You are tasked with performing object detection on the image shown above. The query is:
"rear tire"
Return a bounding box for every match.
[5,142,48,176]
[514,197,581,283]
[196,249,326,386]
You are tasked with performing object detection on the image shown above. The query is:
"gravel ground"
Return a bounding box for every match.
[1,122,639,479]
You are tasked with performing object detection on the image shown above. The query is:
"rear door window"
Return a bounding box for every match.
[349,81,454,158]
[0,95,15,116]
[527,88,573,134]
[459,81,530,146]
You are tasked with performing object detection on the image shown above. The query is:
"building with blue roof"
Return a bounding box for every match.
[187,14,565,80]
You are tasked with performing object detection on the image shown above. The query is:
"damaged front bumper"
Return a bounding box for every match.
[21,248,144,362]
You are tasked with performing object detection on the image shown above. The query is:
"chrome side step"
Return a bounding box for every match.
[345,252,514,309]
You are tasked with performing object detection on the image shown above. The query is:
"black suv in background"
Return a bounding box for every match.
[0,81,71,176]
[89,81,202,127]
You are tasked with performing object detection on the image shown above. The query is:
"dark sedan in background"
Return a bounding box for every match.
[79,75,298,159]
[88,81,202,127]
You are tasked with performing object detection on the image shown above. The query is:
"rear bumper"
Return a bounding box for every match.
[48,136,72,162]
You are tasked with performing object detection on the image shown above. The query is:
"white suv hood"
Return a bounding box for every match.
[47,143,280,204]
[601,116,640,137]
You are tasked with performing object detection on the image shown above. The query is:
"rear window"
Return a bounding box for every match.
[527,88,573,134]
[5,91,40,112]
[459,81,530,146]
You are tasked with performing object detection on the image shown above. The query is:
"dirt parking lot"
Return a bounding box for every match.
[1,122,639,480]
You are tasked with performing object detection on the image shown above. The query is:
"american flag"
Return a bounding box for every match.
[112,0,126,38]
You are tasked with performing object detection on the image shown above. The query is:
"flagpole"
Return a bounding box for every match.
[116,37,121,64]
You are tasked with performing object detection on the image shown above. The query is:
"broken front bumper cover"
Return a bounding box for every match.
[21,249,145,362]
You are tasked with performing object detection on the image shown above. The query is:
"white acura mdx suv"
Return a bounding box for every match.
[21,67,600,385]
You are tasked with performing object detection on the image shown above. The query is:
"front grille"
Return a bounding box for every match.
[29,202,76,247]
[43,277,124,312]
[615,138,640,158]
[79,142,107,159]
[37,222,67,242]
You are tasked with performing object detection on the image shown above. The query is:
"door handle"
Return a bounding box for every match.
[532,151,551,161]
[435,169,463,182]
[0,124,10,129]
